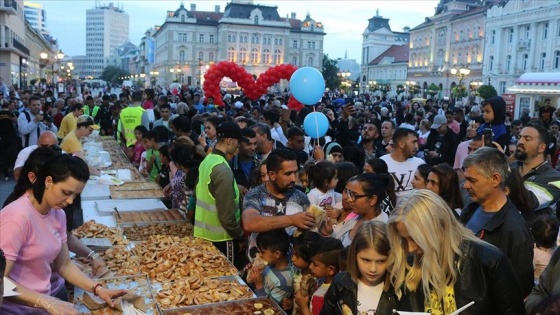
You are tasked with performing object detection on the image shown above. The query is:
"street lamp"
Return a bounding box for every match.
[406,80,416,98]
[450,67,470,101]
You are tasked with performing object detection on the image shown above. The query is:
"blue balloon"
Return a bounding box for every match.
[303,112,329,139]
[289,67,326,105]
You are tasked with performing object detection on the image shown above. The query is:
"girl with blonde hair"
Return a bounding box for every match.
[387,189,526,315]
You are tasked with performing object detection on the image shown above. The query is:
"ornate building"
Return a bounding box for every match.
[360,11,410,93]
[484,0,560,95]
[407,0,489,99]
[151,0,325,86]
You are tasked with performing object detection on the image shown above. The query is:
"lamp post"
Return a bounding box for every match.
[39,50,64,95]
[170,67,181,82]
[150,71,159,87]
[406,80,416,99]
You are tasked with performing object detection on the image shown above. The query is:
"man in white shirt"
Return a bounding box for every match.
[381,128,424,198]
[13,131,59,181]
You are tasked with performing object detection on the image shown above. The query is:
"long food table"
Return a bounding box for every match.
[73,138,286,314]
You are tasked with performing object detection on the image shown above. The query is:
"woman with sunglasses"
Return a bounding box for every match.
[332,172,393,247]
[0,154,126,314]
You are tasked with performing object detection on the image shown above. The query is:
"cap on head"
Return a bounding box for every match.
[76,115,100,130]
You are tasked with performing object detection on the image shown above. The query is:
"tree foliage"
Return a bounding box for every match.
[100,66,130,84]
[322,54,341,91]
[477,84,498,100]
[427,83,441,96]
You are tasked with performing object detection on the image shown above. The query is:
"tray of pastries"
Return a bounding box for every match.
[120,222,194,241]
[161,296,286,315]
[111,189,165,200]
[74,274,159,315]
[114,209,185,224]
[153,275,254,311]
[130,235,238,282]
[72,220,129,245]
[110,181,163,191]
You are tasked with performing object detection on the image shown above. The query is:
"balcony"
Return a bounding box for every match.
[518,39,531,50]
[0,0,17,15]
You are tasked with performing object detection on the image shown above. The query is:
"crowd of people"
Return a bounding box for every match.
[2,80,560,314]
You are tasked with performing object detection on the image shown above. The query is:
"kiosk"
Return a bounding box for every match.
[506,72,560,119]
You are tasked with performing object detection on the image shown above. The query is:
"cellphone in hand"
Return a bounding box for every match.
[483,128,493,147]
[200,125,205,135]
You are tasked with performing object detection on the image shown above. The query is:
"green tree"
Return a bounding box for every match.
[100,66,130,84]
[427,83,441,97]
[477,84,498,100]
[322,54,340,90]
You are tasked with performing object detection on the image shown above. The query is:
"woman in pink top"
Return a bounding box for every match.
[141,88,155,110]
[0,155,126,314]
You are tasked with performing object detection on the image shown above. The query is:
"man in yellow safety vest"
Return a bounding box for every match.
[118,91,149,147]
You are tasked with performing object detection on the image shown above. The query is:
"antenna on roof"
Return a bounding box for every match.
[345,48,348,60]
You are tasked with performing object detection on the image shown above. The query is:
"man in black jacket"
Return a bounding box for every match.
[425,114,459,166]
[461,147,534,297]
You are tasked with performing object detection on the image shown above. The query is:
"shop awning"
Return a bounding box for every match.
[507,72,560,94]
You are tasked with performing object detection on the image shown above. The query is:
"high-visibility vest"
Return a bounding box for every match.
[83,105,100,119]
[194,153,240,242]
[120,106,144,147]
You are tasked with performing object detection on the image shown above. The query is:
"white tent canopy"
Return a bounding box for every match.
[508,72,560,94]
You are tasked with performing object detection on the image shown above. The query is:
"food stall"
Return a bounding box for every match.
[69,137,285,314]
[506,72,560,119]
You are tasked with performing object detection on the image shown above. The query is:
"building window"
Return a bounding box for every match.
[279,39,282,45]
[228,35,231,42]
[209,52,214,62]
[179,51,185,62]
[274,38,278,45]
[292,56,297,65]
[544,22,549,39]
[274,49,281,64]
[509,28,514,43]
[307,56,314,66]
[526,25,531,39]
[522,54,528,70]
[209,35,214,43]
[460,30,464,41]
[491,30,495,44]
[540,52,546,70]
[263,49,270,64]
[232,35,236,42]
[499,81,506,95]
[489,55,494,71]
[251,48,258,63]
[251,36,255,44]
[256,36,259,44]
[244,36,248,43]
[199,34,204,43]
[254,16,259,24]
[293,40,297,48]
[181,15,185,22]
[199,51,204,61]
[178,32,187,42]
[438,31,445,45]
[239,48,247,63]
[228,47,235,62]
[312,42,316,49]
[555,51,560,69]
[506,55,511,70]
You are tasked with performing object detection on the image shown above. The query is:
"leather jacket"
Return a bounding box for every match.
[320,272,397,315]
[396,240,526,315]
[461,199,534,297]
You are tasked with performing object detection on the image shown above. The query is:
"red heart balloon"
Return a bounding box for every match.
[202,61,303,109]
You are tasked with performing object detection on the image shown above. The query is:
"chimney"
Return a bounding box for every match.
[215,5,220,13]
[190,3,196,11]
[290,12,296,19]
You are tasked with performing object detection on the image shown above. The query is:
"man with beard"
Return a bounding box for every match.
[242,149,315,261]
[514,123,560,214]
[360,120,381,161]
[381,128,424,199]
[230,128,259,196]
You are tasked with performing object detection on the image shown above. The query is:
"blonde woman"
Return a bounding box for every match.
[387,190,526,315]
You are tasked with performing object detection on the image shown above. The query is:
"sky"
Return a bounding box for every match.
[36,0,439,61]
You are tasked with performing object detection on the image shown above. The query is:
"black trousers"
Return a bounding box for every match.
[212,239,249,271]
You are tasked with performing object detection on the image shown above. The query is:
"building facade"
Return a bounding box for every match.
[364,44,409,97]
[83,2,129,78]
[360,12,410,95]
[407,0,488,99]
[152,0,325,86]
[484,0,560,95]
[23,1,47,36]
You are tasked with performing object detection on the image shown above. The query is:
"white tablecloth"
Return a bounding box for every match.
[82,199,167,228]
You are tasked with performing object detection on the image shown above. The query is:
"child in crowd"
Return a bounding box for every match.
[248,229,294,312]
[295,237,344,315]
[307,161,342,221]
[142,130,162,182]
[291,231,323,315]
[320,221,396,315]
[156,145,170,188]
[477,96,510,149]
[532,215,559,282]
[132,125,147,168]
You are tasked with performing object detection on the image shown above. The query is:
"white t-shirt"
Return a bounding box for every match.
[14,145,38,169]
[307,188,342,207]
[357,280,384,315]
[381,154,425,199]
